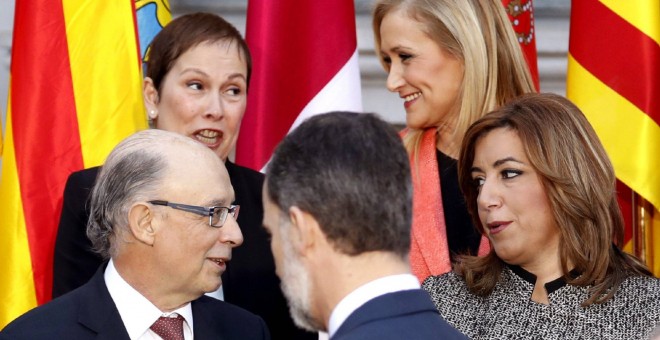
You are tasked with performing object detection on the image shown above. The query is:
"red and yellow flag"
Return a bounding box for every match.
[0,0,169,327]
[567,0,660,274]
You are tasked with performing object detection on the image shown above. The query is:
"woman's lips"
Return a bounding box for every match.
[487,221,511,235]
[194,129,222,148]
[403,92,421,109]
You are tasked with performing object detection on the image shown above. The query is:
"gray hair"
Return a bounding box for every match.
[86,129,202,258]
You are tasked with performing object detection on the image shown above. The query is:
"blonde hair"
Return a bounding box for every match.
[457,93,652,306]
[372,0,536,155]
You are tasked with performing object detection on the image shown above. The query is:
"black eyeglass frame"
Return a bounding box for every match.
[148,200,240,228]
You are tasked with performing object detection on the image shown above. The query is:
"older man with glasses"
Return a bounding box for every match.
[0,129,269,340]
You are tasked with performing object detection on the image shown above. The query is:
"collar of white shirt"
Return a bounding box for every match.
[327,274,420,337]
[104,259,194,340]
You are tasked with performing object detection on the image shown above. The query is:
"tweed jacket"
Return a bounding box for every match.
[422,266,660,339]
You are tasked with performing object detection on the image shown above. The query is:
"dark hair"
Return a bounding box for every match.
[456,93,652,306]
[266,112,412,258]
[146,12,252,92]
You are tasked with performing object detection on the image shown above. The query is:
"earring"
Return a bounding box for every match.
[148,110,157,119]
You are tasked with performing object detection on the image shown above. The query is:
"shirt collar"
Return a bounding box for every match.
[328,274,419,337]
[507,264,581,295]
[104,259,193,339]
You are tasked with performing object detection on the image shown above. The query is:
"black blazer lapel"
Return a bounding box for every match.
[191,298,216,339]
[76,264,130,339]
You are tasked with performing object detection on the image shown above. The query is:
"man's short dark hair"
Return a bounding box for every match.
[266,112,412,257]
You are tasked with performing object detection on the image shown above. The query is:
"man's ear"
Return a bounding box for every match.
[143,77,159,114]
[288,206,320,255]
[128,203,156,246]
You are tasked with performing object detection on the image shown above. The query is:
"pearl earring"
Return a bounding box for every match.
[149,110,157,119]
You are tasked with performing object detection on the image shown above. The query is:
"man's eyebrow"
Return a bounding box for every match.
[204,198,231,207]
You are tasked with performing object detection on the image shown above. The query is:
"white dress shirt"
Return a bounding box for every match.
[327,274,420,338]
[104,260,194,340]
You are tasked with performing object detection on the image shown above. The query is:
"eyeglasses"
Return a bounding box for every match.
[148,200,240,228]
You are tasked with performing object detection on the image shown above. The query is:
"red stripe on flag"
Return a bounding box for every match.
[237,0,357,170]
[11,1,83,304]
[130,0,142,65]
[616,180,634,245]
[569,0,660,125]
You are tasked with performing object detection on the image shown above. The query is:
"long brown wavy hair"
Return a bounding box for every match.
[456,93,653,306]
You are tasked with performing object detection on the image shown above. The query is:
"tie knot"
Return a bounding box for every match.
[150,315,185,340]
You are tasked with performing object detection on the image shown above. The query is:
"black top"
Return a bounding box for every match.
[52,162,316,340]
[436,149,481,260]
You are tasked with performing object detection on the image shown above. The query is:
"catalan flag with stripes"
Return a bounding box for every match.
[0,0,169,327]
[567,0,660,274]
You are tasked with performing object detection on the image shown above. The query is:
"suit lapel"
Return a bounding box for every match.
[192,297,218,338]
[76,263,131,339]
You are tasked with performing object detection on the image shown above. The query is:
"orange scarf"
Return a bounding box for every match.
[406,129,490,282]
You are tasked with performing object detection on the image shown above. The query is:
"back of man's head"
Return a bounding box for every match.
[266,111,412,258]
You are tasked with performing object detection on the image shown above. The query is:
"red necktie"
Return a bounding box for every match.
[150,315,185,340]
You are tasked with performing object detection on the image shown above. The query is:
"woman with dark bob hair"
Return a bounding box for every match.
[53,12,316,340]
[423,93,660,339]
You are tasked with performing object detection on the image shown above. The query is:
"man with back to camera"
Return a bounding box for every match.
[0,129,269,339]
[262,112,466,339]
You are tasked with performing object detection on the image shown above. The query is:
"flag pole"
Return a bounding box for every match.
[633,194,656,271]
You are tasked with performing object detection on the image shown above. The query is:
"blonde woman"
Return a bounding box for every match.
[372,0,536,281]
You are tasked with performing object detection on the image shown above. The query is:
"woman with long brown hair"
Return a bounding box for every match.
[423,93,660,339]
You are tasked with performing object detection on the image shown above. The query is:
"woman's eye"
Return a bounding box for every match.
[472,177,485,188]
[399,53,412,61]
[225,87,243,96]
[502,169,522,179]
[187,82,202,90]
[381,55,392,65]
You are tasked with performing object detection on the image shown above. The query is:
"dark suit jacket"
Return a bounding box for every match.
[1,265,269,339]
[332,289,466,340]
[52,162,316,340]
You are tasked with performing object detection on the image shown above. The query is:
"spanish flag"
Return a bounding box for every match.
[567,0,660,274]
[0,0,169,327]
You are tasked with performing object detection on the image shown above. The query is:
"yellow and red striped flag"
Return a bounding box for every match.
[567,0,660,273]
[0,0,169,327]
